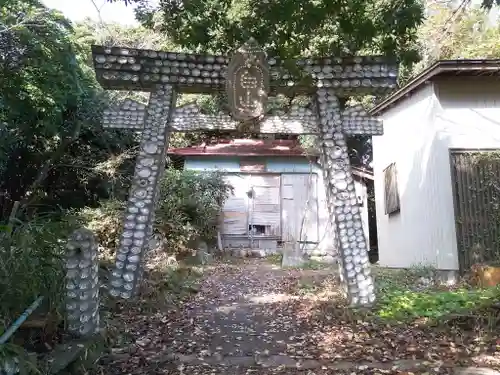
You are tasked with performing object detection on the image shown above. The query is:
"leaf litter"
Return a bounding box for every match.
[95,259,500,375]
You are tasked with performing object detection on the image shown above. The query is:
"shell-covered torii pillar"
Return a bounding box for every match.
[91,40,398,306]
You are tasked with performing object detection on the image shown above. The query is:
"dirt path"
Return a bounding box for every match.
[100,259,500,375]
[174,260,304,357]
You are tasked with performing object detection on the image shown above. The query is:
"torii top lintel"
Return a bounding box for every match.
[91,44,398,96]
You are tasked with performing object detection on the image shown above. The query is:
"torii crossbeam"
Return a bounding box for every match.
[93,40,397,306]
[104,101,382,136]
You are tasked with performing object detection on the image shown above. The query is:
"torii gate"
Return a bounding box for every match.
[92,39,397,307]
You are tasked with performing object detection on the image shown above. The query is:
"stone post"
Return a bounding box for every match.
[315,88,375,306]
[65,228,100,337]
[108,84,177,299]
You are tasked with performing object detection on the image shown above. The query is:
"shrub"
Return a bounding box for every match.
[74,169,233,256]
[0,215,78,333]
[76,199,126,261]
[155,169,233,252]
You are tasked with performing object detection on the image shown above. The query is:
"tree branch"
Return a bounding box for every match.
[0,9,50,34]
[18,107,82,215]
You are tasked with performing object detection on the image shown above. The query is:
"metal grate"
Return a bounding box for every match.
[450,150,500,271]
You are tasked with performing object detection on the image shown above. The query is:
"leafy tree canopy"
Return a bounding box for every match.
[420,4,500,61]
[480,0,500,9]
[1,0,90,139]
[400,2,500,81]
[124,0,425,66]
[0,0,136,217]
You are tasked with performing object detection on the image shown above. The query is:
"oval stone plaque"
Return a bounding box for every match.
[226,38,269,122]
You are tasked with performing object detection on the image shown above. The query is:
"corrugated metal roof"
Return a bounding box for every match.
[370,59,500,115]
[168,139,311,157]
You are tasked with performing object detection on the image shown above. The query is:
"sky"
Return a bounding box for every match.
[41,0,142,25]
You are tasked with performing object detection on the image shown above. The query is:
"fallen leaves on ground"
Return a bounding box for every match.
[95,259,500,375]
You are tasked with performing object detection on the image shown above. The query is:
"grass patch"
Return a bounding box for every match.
[266,253,282,265]
[298,260,332,270]
[372,266,500,326]
[292,264,500,330]
[377,285,500,320]
[282,259,332,271]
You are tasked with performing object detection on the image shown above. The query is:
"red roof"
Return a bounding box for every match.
[168,139,311,157]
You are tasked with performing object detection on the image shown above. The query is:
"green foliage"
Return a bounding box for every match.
[377,286,500,321]
[0,0,136,218]
[408,4,500,80]
[373,266,500,323]
[0,168,228,357]
[76,169,233,256]
[0,343,39,375]
[0,215,78,332]
[75,199,126,254]
[72,19,177,106]
[0,3,139,361]
[142,264,203,307]
[1,0,87,135]
[374,264,437,293]
[74,19,177,52]
[481,0,500,9]
[135,0,424,66]
[266,253,282,265]
[156,169,233,250]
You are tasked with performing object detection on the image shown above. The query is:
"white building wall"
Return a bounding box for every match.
[373,83,445,269]
[433,79,500,269]
[435,79,500,149]
[374,78,500,271]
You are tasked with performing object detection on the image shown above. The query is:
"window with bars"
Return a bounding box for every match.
[383,162,400,215]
